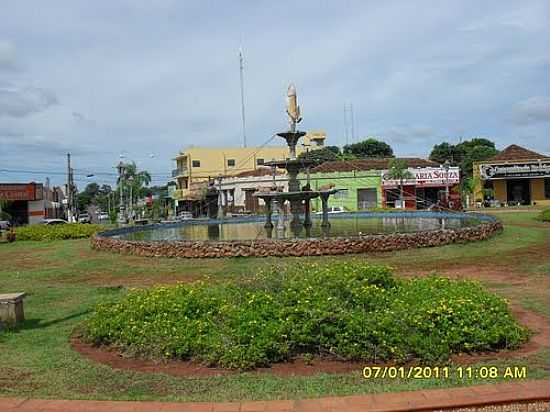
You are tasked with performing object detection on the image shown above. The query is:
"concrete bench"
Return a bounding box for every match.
[0,292,27,327]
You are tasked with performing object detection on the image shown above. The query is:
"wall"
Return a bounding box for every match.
[91,218,502,259]
[220,175,289,208]
[27,200,45,225]
[531,178,550,206]
[493,180,507,203]
[175,146,305,182]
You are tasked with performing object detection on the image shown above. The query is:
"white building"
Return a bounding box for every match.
[218,168,289,214]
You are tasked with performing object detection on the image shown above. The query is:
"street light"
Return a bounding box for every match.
[443,159,451,205]
[128,176,134,223]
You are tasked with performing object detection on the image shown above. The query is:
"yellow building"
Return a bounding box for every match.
[474,144,550,206]
[172,131,326,201]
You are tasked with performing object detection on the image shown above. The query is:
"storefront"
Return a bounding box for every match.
[381,166,460,209]
[0,182,65,225]
[474,145,550,207]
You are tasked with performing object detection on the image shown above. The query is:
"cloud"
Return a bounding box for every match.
[513,96,550,125]
[0,40,19,71]
[378,126,437,145]
[0,84,58,118]
[0,131,97,157]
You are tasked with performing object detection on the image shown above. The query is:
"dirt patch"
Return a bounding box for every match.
[71,337,364,377]
[71,305,550,378]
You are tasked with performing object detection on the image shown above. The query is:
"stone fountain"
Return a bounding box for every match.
[255,84,340,234]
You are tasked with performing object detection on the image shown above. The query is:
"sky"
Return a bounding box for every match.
[1,0,550,187]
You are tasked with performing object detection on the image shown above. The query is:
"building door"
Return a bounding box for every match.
[357,188,377,210]
[507,179,531,205]
[244,189,259,213]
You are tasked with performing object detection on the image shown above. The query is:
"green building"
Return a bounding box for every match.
[299,169,382,212]
[299,158,442,211]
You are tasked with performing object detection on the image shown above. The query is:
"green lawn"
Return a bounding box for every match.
[1,211,549,401]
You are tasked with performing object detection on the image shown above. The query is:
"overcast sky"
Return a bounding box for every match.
[1,1,550,187]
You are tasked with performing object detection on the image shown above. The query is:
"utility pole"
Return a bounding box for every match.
[350,103,355,142]
[66,153,74,222]
[217,175,224,220]
[117,161,125,223]
[239,48,247,148]
[128,176,134,223]
[343,104,349,145]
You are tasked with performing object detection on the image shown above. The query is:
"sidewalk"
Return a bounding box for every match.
[2,380,549,412]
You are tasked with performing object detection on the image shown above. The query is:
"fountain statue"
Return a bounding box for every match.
[255,84,341,233]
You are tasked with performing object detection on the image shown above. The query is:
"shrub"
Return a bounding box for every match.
[15,224,102,241]
[539,209,550,222]
[83,262,529,369]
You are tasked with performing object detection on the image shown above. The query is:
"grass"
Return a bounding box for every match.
[0,210,549,401]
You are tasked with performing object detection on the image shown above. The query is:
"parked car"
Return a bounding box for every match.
[0,220,11,230]
[97,212,110,222]
[177,211,193,221]
[315,206,345,215]
[42,219,68,225]
[78,212,91,224]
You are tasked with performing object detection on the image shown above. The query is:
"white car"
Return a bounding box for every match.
[42,219,68,225]
[0,220,11,230]
[177,211,193,221]
[315,206,345,215]
[97,212,110,222]
[78,213,91,224]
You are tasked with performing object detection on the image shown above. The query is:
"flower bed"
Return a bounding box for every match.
[83,263,528,370]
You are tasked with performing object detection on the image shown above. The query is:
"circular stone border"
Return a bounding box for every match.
[91,211,502,258]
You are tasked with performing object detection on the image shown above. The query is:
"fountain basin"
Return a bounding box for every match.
[91,211,502,258]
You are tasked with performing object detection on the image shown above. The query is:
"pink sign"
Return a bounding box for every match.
[382,167,460,188]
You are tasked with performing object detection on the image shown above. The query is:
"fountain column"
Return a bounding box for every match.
[320,192,330,227]
[276,198,286,231]
[303,198,312,227]
[264,198,274,228]
[285,160,303,228]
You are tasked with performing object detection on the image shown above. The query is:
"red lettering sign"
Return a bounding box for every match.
[0,183,41,201]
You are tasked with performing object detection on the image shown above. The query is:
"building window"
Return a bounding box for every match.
[256,158,264,166]
[334,190,348,199]
[227,159,236,167]
[545,178,550,199]
[192,160,200,168]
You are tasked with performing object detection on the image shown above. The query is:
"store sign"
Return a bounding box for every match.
[0,183,42,201]
[382,167,460,187]
[480,161,550,180]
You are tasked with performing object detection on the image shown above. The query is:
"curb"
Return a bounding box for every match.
[2,380,550,411]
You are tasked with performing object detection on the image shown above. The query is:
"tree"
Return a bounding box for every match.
[428,138,498,179]
[461,144,498,179]
[298,146,339,165]
[429,142,461,165]
[343,138,394,159]
[77,183,100,211]
[387,158,413,207]
[116,162,152,220]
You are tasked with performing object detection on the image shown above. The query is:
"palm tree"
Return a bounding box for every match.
[117,162,152,217]
[387,159,414,208]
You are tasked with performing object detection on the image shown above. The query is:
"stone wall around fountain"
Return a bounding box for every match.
[91,213,503,258]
